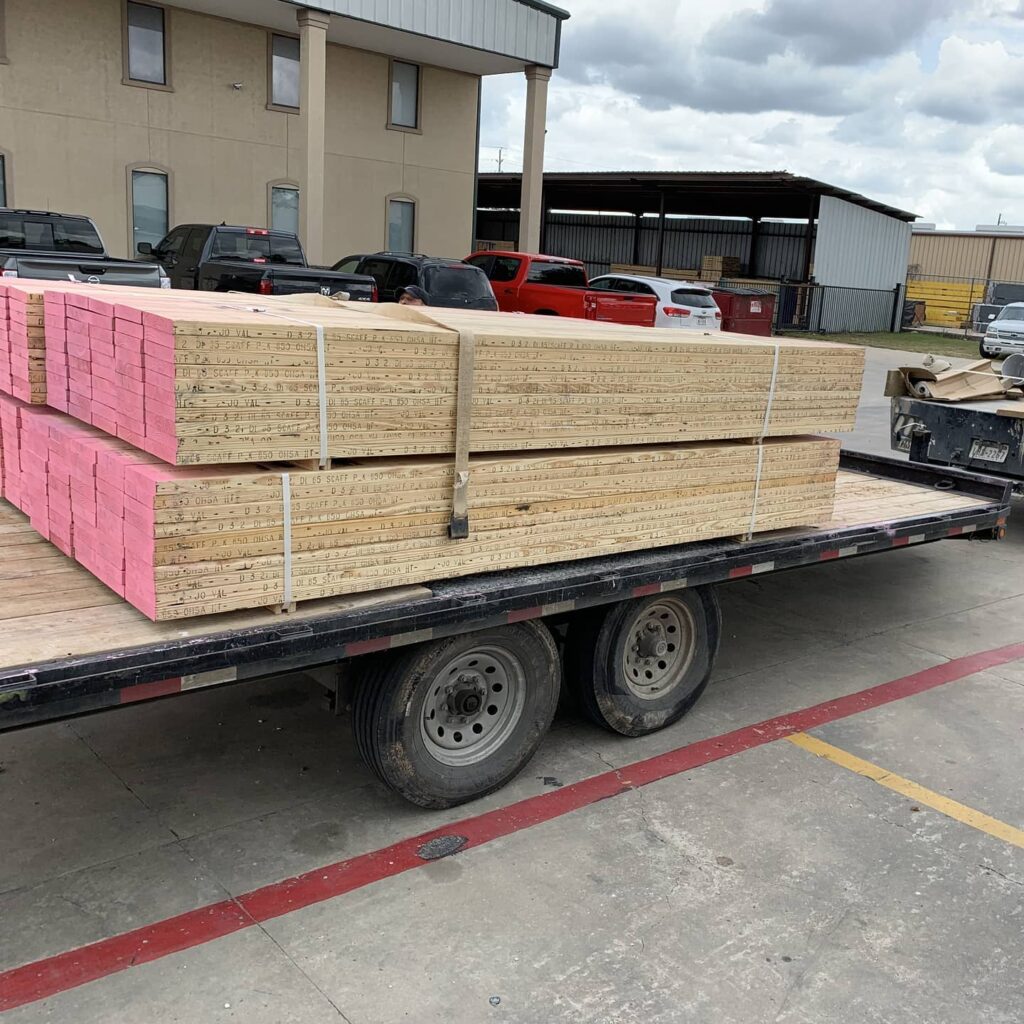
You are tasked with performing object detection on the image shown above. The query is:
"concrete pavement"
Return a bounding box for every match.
[2,343,1022,1023]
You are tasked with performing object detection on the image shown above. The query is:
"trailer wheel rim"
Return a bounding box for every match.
[420,645,527,767]
[620,598,697,700]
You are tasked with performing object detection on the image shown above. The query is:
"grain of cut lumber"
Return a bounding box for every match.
[1,281,863,465]
[0,394,840,620]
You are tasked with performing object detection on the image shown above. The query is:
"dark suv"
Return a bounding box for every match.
[332,252,498,310]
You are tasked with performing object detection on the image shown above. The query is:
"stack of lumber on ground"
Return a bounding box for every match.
[609,264,700,281]
[0,392,839,620]
[0,282,863,464]
[701,255,743,279]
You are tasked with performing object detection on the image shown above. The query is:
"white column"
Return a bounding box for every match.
[298,8,330,265]
[518,65,551,255]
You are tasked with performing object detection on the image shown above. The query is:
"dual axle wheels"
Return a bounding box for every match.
[352,588,721,808]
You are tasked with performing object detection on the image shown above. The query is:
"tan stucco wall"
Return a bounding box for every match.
[0,0,479,261]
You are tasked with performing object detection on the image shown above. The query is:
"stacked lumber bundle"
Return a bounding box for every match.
[0,393,839,619]
[0,281,48,404]
[0,282,863,465]
[701,255,743,279]
[0,282,864,621]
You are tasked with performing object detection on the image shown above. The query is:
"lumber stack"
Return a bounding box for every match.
[0,393,839,620]
[0,281,863,622]
[0,281,48,404]
[701,255,742,279]
[0,282,863,465]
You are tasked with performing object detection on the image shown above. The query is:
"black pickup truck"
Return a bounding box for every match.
[139,224,376,300]
[0,209,169,287]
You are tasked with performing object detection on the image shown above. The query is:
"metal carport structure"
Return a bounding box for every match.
[476,170,915,287]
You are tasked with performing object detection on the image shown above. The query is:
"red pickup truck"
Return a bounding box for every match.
[465,251,657,327]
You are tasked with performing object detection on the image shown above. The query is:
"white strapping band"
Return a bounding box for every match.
[761,342,781,438]
[746,443,765,541]
[747,342,781,541]
[281,471,293,607]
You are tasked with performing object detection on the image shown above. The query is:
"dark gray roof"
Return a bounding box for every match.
[478,171,917,222]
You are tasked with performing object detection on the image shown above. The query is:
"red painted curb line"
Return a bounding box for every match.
[4,639,1024,1012]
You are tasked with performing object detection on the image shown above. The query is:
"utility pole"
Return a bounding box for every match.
[496,147,505,173]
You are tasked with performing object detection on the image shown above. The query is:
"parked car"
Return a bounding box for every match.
[589,273,722,330]
[465,251,657,327]
[139,225,376,300]
[333,252,498,310]
[980,302,1024,358]
[0,208,169,287]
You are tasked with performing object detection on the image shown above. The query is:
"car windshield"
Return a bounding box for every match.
[995,305,1024,321]
[423,265,494,302]
[0,213,105,255]
[671,287,717,308]
[210,230,304,264]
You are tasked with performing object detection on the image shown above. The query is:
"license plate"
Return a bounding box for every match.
[969,439,1009,464]
[696,317,710,325]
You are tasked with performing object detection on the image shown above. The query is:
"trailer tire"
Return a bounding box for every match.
[565,588,721,737]
[351,622,560,808]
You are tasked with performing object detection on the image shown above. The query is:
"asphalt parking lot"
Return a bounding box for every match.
[2,346,1022,1023]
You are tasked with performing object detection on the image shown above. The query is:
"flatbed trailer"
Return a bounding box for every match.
[0,451,1010,807]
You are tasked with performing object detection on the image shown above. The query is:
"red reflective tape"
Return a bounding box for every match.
[893,536,911,547]
[345,637,392,657]
[820,550,841,561]
[729,565,754,578]
[6,638,1024,1013]
[948,527,964,537]
[119,678,181,704]
[632,583,661,598]
[508,606,543,623]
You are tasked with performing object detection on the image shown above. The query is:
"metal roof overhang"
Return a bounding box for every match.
[477,171,918,222]
[166,0,568,75]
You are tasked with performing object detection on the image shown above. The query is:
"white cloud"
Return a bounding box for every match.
[481,0,1024,227]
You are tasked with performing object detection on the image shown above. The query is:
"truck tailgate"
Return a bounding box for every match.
[5,258,165,287]
[588,291,657,327]
[0,453,1009,731]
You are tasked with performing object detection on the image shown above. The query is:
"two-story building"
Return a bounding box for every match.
[0,0,566,262]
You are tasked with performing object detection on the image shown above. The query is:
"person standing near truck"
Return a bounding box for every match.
[397,285,430,306]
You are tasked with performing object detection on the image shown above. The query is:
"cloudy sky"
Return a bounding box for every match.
[480,0,1024,228]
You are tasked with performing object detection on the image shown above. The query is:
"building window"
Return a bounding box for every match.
[270,34,300,109]
[125,2,167,86]
[0,0,8,64]
[389,61,420,130]
[387,197,415,253]
[270,184,300,235]
[131,169,168,254]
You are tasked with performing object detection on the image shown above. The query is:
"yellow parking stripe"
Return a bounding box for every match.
[787,732,1024,850]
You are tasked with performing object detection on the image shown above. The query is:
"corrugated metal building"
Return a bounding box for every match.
[909,229,1024,283]
[477,172,916,332]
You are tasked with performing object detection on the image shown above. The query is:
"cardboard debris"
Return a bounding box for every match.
[884,359,1015,402]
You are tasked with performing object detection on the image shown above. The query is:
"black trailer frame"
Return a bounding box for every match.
[0,452,1010,734]
[892,394,1024,494]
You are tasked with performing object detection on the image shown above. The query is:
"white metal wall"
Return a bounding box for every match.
[814,196,912,289]
[302,0,560,66]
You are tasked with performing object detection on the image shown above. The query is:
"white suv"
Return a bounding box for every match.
[589,274,722,330]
